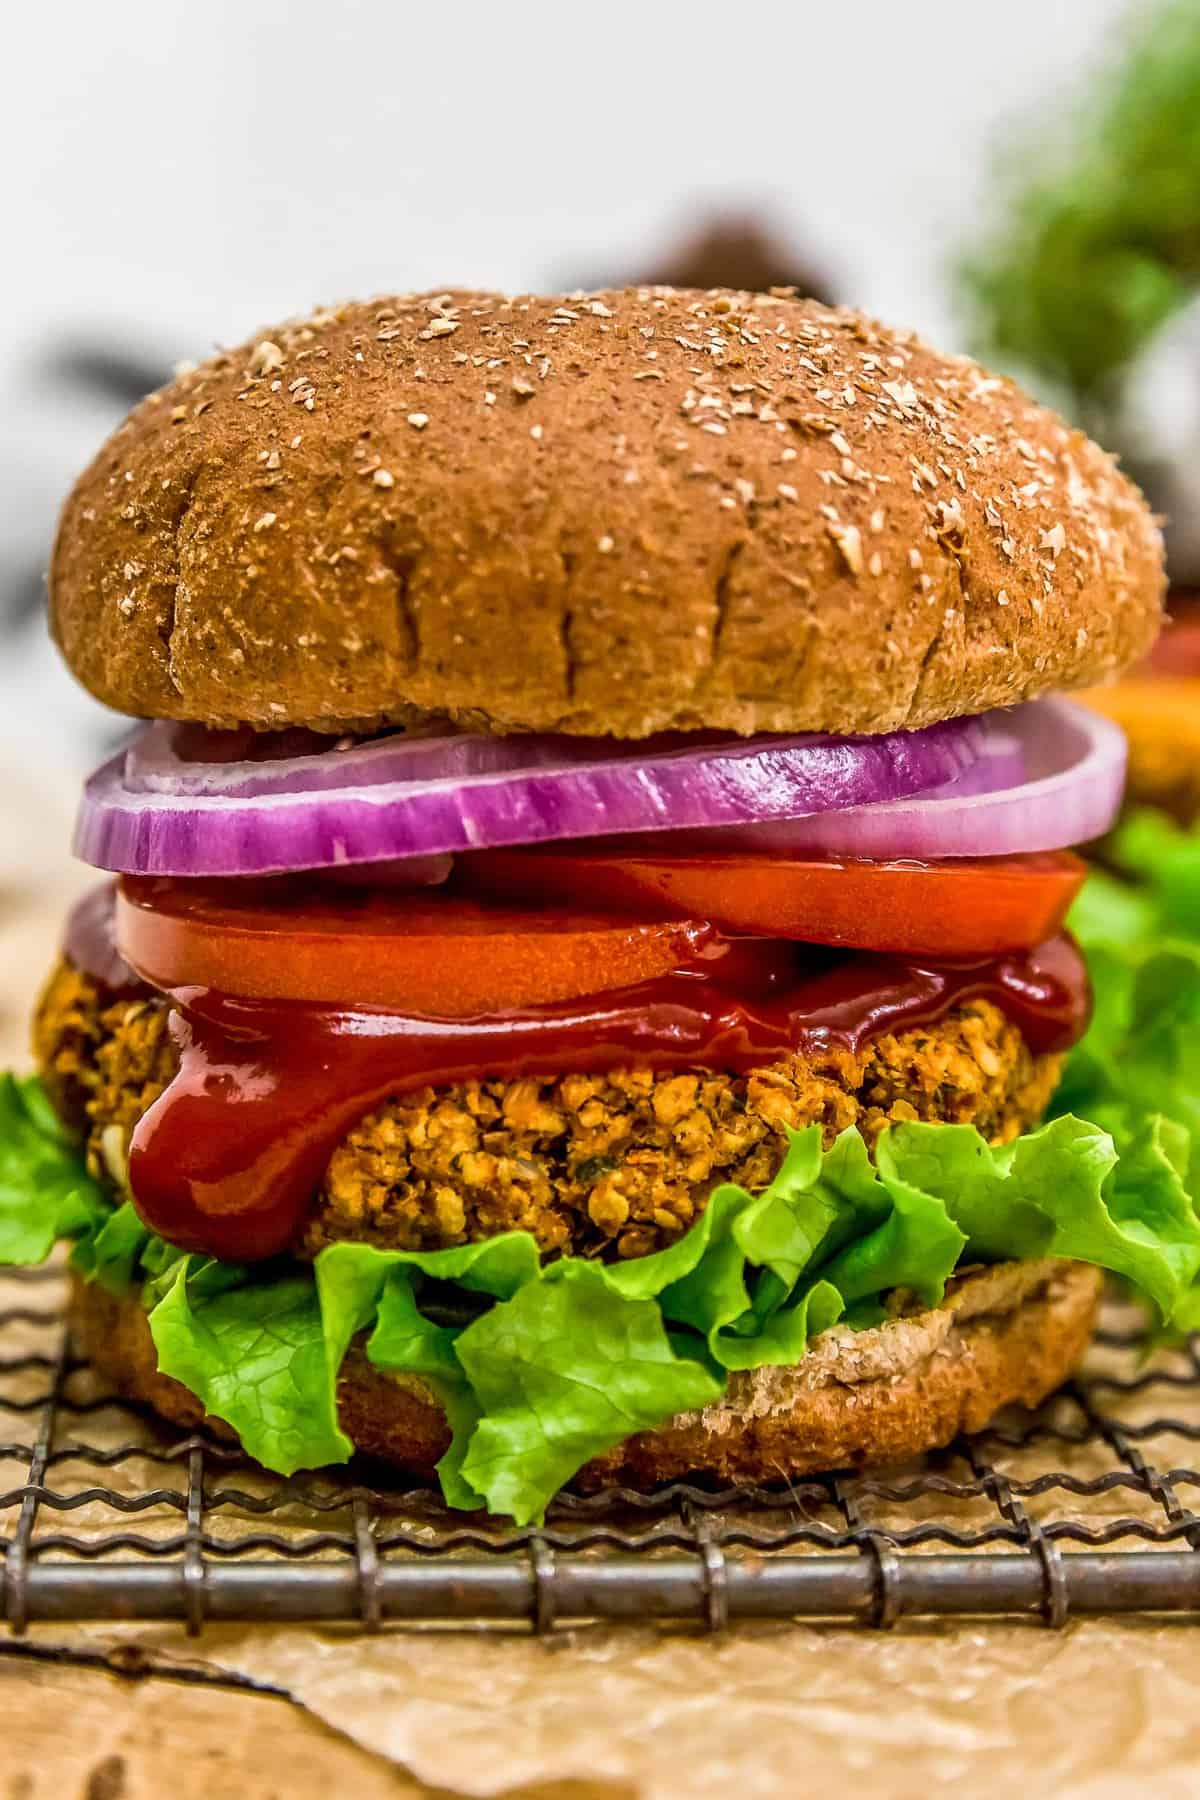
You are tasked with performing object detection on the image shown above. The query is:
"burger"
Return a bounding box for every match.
[4,287,1196,1526]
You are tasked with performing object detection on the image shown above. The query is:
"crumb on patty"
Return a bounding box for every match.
[34,958,1064,1262]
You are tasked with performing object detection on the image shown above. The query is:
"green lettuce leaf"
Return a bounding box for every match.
[600,1126,963,1374]
[452,1264,722,1523]
[603,1127,847,1359]
[149,1256,349,1474]
[347,1115,1200,1519]
[880,1114,1200,1321]
[0,1075,108,1264]
[315,1234,543,1506]
[315,1232,542,1370]
[368,1272,484,1507]
[800,1126,966,1310]
[1061,857,1200,1195]
[69,1200,152,1292]
[1067,866,1159,956]
[1105,809,1200,945]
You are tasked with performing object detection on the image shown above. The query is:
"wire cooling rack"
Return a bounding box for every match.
[2,1262,1199,1635]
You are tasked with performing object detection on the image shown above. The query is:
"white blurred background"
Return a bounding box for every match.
[0,0,1143,783]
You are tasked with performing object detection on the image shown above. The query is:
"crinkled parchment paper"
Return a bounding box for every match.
[12,1614,1200,1800]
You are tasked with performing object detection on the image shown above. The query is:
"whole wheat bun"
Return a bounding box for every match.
[69,1258,1101,1491]
[51,288,1163,739]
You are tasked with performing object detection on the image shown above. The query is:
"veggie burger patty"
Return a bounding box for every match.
[36,959,1063,1262]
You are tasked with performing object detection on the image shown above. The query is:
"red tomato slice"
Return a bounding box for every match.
[116,878,716,1014]
[458,847,1088,956]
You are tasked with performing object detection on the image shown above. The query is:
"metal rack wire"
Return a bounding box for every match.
[2,1262,1199,1633]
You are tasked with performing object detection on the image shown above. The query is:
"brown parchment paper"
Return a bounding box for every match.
[0,1651,433,1800]
[4,789,1200,1800]
[13,1614,1200,1799]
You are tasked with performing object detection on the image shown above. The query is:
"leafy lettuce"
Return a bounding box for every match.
[1102,807,1200,947]
[1058,808,1200,1194]
[1050,808,1200,1320]
[3,1069,1199,1524]
[0,1075,108,1264]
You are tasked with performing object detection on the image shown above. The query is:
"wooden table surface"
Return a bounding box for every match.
[1,1653,429,1800]
[0,1649,626,1799]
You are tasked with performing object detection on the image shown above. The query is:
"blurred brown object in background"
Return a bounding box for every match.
[609,209,836,302]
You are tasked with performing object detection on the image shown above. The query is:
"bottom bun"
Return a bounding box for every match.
[69,1258,1102,1492]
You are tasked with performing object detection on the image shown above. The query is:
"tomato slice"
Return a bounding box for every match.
[458,847,1088,956]
[116,878,716,1015]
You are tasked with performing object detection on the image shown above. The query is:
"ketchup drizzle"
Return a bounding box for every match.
[64,884,1091,1264]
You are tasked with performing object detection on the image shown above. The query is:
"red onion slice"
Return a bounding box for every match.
[315,854,455,888]
[124,720,583,799]
[712,700,1125,859]
[73,717,984,878]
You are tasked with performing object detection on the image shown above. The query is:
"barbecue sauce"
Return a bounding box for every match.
[64,885,1090,1264]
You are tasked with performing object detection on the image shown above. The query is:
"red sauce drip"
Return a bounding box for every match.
[62,879,1091,1262]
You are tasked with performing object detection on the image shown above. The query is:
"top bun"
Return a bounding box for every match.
[50,288,1165,738]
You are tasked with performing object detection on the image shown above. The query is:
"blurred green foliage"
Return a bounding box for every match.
[959,0,1200,422]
